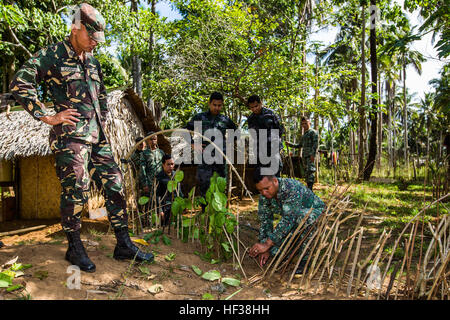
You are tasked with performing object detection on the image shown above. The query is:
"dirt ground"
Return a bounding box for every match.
[0,197,356,300]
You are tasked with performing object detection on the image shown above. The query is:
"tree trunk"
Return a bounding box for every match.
[358,3,366,180]
[377,76,383,171]
[131,0,143,97]
[403,57,409,178]
[363,0,378,181]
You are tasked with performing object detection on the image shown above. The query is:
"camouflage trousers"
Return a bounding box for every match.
[267,214,319,263]
[50,132,128,232]
[303,156,316,185]
[196,163,226,197]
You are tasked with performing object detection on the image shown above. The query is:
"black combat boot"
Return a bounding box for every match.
[113,227,154,262]
[307,182,314,191]
[65,231,96,273]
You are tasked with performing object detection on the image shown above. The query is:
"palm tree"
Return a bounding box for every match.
[382,28,425,178]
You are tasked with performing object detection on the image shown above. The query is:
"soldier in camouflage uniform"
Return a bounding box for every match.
[247,95,285,176]
[185,92,237,198]
[249,167,325,274]
[140,131,165,199]
[9,3,153,272]
[155,154,183,227]
[299,117,318,190]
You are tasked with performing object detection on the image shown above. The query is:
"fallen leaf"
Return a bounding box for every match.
[133,239,149,246]
[148,284,163,294]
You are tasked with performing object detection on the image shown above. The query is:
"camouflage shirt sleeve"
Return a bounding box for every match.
[9,49,51,120]
[257,197,274,243]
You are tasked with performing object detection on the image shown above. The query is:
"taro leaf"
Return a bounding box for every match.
[212,192,227,212]
[138,196,149,205]
[191,265,203,276]
[162,234,171,245]
[167,180,177,193]
[221,242,231,252]
[202,293,214,300]
[171,200,182,216]
[6,284,23,292]
[0,272,13,287]
[201,270,221,281]
[225,219,236,234]
[215,212,226,227]
[222,277,241,287]
[174,170,184,183]
[165,253,176,261]
[217,177,227,193]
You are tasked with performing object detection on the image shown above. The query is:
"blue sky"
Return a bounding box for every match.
[155,0,448,102]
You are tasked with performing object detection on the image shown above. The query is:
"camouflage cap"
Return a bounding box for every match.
[73,3,106,43]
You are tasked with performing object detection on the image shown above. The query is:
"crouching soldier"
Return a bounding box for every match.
[155,154,183,227]
[249,167,326,274]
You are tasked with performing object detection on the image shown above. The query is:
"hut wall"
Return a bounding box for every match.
[20,155,61,219]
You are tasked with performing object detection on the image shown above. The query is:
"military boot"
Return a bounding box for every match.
[65,231,96,273]
[307,182,314,191]
[113,227,154,262]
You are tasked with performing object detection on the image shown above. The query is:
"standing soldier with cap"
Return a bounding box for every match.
[185,92,237,199]
[299,117,319,191]
[247,95,285,176]
[9,3,153,272]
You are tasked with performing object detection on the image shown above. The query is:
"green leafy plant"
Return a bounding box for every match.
[171,172,238,260]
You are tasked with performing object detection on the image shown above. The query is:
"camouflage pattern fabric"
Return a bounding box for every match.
[10,37,109,144]
[76,3,106,43]
[247,107,285,175]
[50,132,127,232]
[155,170,183,225]
[185,110,237,196]
[299,129,318,185]
[10,37,128,233]
[140,148,165,191]
[257,178,325,257]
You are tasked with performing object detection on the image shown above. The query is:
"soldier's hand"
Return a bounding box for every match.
[259,252,270,267]
[40,108,80,126]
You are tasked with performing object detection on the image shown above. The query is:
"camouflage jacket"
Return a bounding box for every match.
[258,178,325,247]
[9,37,108,144]
[185,110,237,157]
[140,148,165,189]
[299,129,318,158]
[247,107,285,149]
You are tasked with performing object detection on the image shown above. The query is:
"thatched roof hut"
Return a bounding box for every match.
[0,88,169,220]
